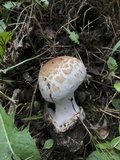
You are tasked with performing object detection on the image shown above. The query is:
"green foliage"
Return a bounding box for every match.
[43,139,54,150]
[87,150,120,160]
[0,105,41,160]
[0,19,6,32]
[34,100,41,109]
[88,40,120,159]
[34,0,49,9]
[107,56,117,72]
[87,125,120,160]
[112,40,120,54]
[0,31,14,60]
[114,83,120,92]
[107,40,120,81]
[64,28,79,44]
[112,82,120,109]
[111,136,120,150]
[3,1,22,10]
[112,98,120,109]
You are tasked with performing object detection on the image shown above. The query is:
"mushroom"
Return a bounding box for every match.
[38,56,86,132]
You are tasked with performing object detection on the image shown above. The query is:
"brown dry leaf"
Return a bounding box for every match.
[94,118,109,139]
[45,27,55,39]
[22,72,33,82]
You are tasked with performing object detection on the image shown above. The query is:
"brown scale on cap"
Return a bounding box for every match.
[40,56,81,83]
[39,55,86,103]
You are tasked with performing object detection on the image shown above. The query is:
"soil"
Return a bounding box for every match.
[0,0,120,159]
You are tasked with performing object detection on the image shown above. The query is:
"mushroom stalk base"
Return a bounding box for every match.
[45,93,85,132]
[44,101,85,153]
[55,93,80,125]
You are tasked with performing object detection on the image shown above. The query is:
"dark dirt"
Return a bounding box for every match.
[0,0,120,159]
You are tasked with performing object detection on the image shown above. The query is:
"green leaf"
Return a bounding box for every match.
[109,150,120,160]
[112,40,120,54]
[0,31,14,58]
[35,0,49,10]
[41,0,49,10]
[118,123,120,135]
[0,19,6,32]
[64,28,79,44]
[0,46,4,58]
[43,139,54,149]
[107,56,117,72]
[112,98,120,109]
[114,83,120,92]
[3,1,21,10]
[111,136,120,150]
[0,105,41,160]
[34,101,41,109]
[0,114,21,160]
[0,31,14,44]
[96,142,111,150]
[87,150,120,160]
[86,150,110,160]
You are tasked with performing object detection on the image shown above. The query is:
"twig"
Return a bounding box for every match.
[0,91,17,109]
[0,48,51,74]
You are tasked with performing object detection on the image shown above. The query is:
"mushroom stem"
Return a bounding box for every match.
[54,93,79,126]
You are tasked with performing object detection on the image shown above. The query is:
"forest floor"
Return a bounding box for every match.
[0,0,120,159]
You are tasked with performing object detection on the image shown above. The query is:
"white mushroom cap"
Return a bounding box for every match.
[38,56,86,132]
[39,56,86,102]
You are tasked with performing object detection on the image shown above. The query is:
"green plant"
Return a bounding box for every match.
[106,40,120,110]
[107,38,120,80]
[87,125,120,160]
[64,27,79,44]
[43,139,54,150]
[0,31,14,62]
[35,0,49,10]
[0,105,41,160]
[87,41,120,160]
[0,0,49,63]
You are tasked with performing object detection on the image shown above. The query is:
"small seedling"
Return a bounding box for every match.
[34,100,41,109]
[114,83,120,92]
[43,139,54,150]
[0,31,14,61]
[107,56,117,72]
[64,27,79,44]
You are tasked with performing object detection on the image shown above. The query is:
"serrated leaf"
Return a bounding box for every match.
[114,83,120,92]
[64,28,79,44]
[43,139,54,149]
[0,105,41,160]
[107,56,117,72]
[0,113,21,160]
